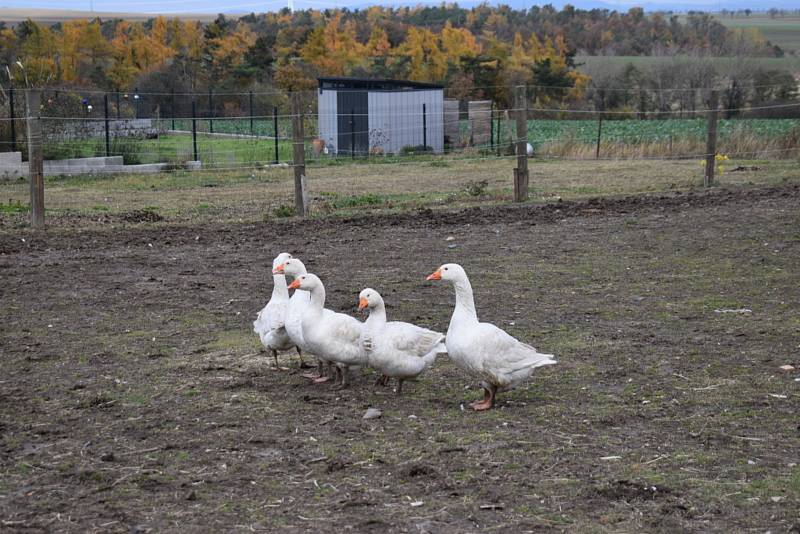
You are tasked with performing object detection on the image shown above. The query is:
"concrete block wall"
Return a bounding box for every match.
[0,153,202,178]
[0,152,24,179]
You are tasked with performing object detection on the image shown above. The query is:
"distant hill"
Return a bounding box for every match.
[0,7,219,24]
[4,1,800,20]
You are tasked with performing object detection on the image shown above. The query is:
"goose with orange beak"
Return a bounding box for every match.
[358,288,446,395]
[426,263,556,410]
[273,257,319,376]
[287,273,364,387]
[253,252,297,367]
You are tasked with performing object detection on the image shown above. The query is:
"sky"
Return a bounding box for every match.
[4,0,797,15]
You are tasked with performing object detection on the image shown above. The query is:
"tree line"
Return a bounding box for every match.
[0,4,794,113]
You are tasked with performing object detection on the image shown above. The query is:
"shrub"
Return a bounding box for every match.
[463,179,489,197]
[273,204,295,217]
[110,137,144,165]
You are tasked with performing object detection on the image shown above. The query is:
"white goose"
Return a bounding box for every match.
[427,263,556,410]
[358,288,446,395]
[272,257,317,374]
[288,273,365,387]
[253,252,295,366]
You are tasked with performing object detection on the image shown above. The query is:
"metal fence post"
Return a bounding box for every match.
[350,108,355,159]
[25,89,44,229]
[273,106,279,164]
[134,87,140,119]
[191,98,198,162]
[171,89,175,130]
[704,90,719,187]
[422,103,427,150]
[496,109,502,155]
[249,91,254,136]
[595,116,603,160]
[208,88,213,134]
[514,85,529,202]
[116,91,120,119]
[490,102,495,152]
[9,86,16,153]
[104,93,110,157]
[291,92,307,217]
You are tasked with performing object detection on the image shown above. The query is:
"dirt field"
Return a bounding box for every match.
[1,183,799,532]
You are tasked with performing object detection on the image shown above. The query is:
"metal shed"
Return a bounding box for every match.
[317,77,444,156]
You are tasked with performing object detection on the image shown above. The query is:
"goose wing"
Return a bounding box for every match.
[385,322,446,357]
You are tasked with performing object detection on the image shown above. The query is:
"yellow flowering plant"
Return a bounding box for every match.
[699,153,729,176]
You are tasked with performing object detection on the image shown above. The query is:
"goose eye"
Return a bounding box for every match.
[444,267,448,271]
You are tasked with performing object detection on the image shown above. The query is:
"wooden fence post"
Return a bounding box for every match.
[291,92,307,217]
[704,90,719,188]
[513,85,529,202]
[25,89,44,229]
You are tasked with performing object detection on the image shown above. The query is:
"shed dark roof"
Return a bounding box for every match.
[318,77,443,91]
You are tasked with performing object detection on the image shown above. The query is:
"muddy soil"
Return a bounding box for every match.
[1,184,799,532]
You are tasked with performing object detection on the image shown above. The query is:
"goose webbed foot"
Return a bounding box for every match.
[470,385,496,411]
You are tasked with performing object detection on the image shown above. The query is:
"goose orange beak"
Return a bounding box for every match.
[358,297,368,310]
[288,278,301,290]
[272,263,285,274]
[426,269,442,281]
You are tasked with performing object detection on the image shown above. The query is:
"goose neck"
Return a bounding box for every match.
[308,283,326,311]
[272,274,288,299]
[366,303,387,326]
[453,278,478,322]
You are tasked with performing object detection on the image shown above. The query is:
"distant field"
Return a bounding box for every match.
[712,14,800,53]
[576,55,800,75]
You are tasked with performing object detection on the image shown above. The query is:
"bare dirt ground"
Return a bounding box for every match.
[1,183,799,532]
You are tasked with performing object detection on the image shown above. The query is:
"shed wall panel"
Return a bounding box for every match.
[317,89,338,154]
[367,90,443,154]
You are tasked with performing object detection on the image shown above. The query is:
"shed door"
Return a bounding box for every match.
[337,91,368,156]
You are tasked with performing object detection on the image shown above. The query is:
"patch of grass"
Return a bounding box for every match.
[331,193,387,209]
[0,200,29,214]
[272,205,295,218]
[206,330,255,351]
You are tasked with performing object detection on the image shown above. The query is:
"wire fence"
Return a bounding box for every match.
[1,84,799,178]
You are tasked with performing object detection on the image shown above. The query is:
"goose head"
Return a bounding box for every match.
[272,252,293,272]
[358,288,383,311]
[273,257,306,277]
[288,273,321,291]
[426,263,467,283]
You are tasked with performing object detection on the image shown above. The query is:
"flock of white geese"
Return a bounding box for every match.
[253,253,556,410]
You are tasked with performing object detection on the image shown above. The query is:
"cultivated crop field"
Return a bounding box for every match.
[1,159,799,531]
[576,54,800,74]
[715,14,800,53]
[39,117,800,167]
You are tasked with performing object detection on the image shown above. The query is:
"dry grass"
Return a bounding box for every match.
[539,129,800,160]
[1,157,799,225]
